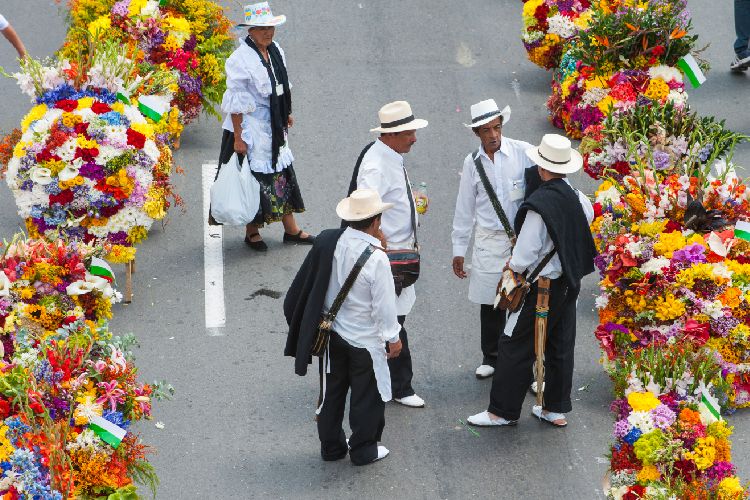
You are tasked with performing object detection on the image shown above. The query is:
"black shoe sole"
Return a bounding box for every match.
[244,237,268,252]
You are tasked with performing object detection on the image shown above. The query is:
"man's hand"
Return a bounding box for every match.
[376,228,387,249]
[386,339,402,359]
[234,137,248,155]
[287,115,294,128]
[452,256,467,279]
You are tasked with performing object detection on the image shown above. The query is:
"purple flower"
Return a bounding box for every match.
[705,461,736,481]
[650,404,676,429]
[710,316,740,337]
[613,419,631,438]
[652,150,671,171]
[111,0,129,17]
[671,244,707,265]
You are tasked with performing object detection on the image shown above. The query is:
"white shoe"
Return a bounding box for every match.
[475,364,495,379]
[394,394,425,408]
[532,405,567,427]
[374,445,390,461]
[467,410,517,427]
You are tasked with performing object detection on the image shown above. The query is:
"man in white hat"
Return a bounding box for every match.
[451,99,535,380]
[467,134,596,428]
[284,189,402,465]
[343,101,428,408]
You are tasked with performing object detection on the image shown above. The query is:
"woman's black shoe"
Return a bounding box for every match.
[283,230,315,245]
[245,234,268,252]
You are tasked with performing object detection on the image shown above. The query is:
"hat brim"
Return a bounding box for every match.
[336,199,394,222]
[525,147,583,175]
[370,118,428,133]
[237,15,287,27]
[463,106,511,128]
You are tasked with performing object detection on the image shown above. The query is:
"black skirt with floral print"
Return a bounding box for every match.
[215,130,305,226]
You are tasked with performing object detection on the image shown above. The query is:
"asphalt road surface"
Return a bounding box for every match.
[0,1,748,499]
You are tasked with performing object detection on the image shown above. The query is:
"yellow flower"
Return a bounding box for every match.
[127,226,149,245]
[77,97,94,109]
[106,245,136,264]
[628,392,661,412]
[13,141,29,158]
[654,294,685,321]
[111,102,126,114]
[644,78,670,102]
[637,221,668,238]
[131,122,155,139]
[636,464,660,483]
[128,0,148,16]
[21,104,48,132]
[522,0,545,18]
[0,424,14,463]
[87,16,111,38]
[597,95,616,115]
[76,136,98,149]
[653,231,686,258]
[718,476,745,499]
[686,436,717,470]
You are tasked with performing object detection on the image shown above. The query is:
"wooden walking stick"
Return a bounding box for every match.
[534,278,551,407]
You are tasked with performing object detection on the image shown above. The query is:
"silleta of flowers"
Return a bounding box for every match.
[5,43,176,264]
[521,0,593,70]
[606,347,746,499]
[0,236,162,498]
[543,0,703,137]
[58,0,234,135]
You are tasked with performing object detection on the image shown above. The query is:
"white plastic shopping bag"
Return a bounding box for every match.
[210,153,260,225]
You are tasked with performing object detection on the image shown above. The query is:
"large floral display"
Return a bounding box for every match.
[520,0,750,497]
[0,237,162,498]
[58,0,234,135]
[521,0,593,70]
[5,43,178,264]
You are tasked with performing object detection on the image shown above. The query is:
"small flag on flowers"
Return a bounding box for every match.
[698,384,722,424]
[677,54,707,88]
[116,90,131,105]
[735,220,750,242]
[89,257,115,284]
[89,415,127,448]
[138,95,171,123]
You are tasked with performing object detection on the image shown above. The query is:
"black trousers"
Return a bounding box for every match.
[488,278,578,421]
[317,333,385,466]
[480,304,506,366]
[388,315,414,399]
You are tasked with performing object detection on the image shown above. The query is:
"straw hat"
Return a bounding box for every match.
[336,189,394,222]
[370,101,428,133]
[464,99,511,128]
[525,134,583,174]
[237,2,286,27]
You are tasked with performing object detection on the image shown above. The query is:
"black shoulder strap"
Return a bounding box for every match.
[326,245,375,320]
[473,150,516,243]
[402,167,419,249]
[527,250,557,282]
[341,142,376,229]
[347,142,376,196]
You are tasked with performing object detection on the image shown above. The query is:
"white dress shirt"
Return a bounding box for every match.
[323,227,401,401]
[221,40,294,174]
[0,15,9,31]
[509,183,594,279]
[357,140,418,245]
[452,137,535,257]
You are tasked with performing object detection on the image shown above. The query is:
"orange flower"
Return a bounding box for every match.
[679,408,702,427]
[718,287,743,309]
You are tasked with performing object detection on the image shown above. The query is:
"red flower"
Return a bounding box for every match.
[126,128,146,149]
[90,101,112,114]
[74,122,90,136]
[651,45,666,57]
[0,398,10,419]
[74,147,99,162]
[36,149,61,163]
[593,202,603,218]
[682,319,709,345]
[664,219,683,232]
[623,485,646,500]
[54,99,78,112]
[49,189,74,206]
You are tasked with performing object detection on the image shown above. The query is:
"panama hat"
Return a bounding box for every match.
[464,99,511,128]
[525,134,583,175]
[370,101,428,133]
[336,189,394,222]
[237,2,286,27]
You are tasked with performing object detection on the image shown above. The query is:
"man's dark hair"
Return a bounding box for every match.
[349,213,381,231]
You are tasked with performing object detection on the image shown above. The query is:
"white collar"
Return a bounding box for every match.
[374,139,404,165]
[344,227,381,247]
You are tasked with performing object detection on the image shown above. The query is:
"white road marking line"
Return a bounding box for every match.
[202,163,226,335]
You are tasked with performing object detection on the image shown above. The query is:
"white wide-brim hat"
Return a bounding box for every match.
[370,101,428,133]
[237,2,286,27]
[525,134,583,175]
[336,189,394,222]
[464,99,511,128]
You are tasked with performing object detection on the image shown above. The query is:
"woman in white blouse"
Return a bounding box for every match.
[213,2,313,252]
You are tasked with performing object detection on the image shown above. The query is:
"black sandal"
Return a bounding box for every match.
[245,233,268,252]
[283,230,315,245]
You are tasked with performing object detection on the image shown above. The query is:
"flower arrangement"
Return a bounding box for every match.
[521,0,593,70]
[580,104,743,182]
[605,346,746,499]
[5,42,178,264]
[0,235,168,498]
[58,0,235,131]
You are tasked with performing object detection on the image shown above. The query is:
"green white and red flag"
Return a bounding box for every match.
[735,221,750,242]
[89,257,115,284]
[89,415,127,448]
[677,54,707,88]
